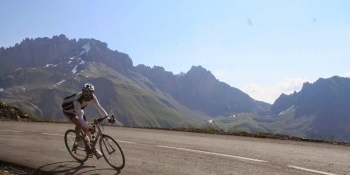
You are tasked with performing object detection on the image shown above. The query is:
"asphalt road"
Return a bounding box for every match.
[0,121,349,175]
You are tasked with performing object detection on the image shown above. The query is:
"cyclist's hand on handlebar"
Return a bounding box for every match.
[108,115,116,124]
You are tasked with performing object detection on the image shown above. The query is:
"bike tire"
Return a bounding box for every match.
[99,134,125,170]
[64,129,89,162]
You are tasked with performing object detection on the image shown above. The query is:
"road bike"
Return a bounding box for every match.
[64,115,125,170]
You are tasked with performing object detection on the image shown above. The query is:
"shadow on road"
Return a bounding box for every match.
[33,160,93,175]
[33,160,121,175]
[76,168,121,175]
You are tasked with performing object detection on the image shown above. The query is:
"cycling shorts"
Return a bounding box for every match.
[63,110,86,121]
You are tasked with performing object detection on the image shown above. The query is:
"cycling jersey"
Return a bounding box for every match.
[62,92,108,129]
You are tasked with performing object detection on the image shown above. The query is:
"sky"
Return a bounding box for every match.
[1,0,349,104]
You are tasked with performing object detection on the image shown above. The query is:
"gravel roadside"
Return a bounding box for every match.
[0,161,42,175]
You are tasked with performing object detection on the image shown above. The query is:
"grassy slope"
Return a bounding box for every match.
[0,61,199,128]
[213,110,317,140]
[129,71,212,124]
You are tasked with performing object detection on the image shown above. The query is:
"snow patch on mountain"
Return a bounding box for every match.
[78,43,91,56]
[73,73,80,79]
[72,65,78,74]
[56,79,66,85]
[44,64,55,67]
[278,105,295,115]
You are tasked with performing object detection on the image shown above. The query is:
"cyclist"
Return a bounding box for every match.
[62,83,115,159]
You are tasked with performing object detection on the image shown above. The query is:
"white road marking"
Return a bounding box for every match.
[288,165,337,175]
[157,145,268,163]
[117,140,137,144]
[0,130,21,133]
[42,133,64,137]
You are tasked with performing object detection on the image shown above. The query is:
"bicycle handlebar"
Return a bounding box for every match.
[94,115,115,124]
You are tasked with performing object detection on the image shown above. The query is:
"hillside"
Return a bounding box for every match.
[2,35,349,141]
[271,76,350,141]
[0,35,269,128]
[213,76,350,142]
[0,101,32,121]
[0,36,198,127]
[135,64,270,117]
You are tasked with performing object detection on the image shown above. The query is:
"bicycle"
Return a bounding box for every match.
[64,115,125,170]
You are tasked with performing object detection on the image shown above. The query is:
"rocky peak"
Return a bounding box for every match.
[0,35,134,76]
[186,65,213,77]
[183,66,217,87]
[271,76,350,117]
[135,64,270,117]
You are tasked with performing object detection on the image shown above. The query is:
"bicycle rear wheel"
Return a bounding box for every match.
[64,129,89,162]
[99,134,125,170]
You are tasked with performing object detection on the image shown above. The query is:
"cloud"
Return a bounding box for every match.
[241,77,309,104]
[276,77,308,91]
[343,72,350,77]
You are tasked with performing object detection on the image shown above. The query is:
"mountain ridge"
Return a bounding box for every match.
[1,34,349,141]
[212,76,350,142]
[0,34,268,128]
[271,76,350,140]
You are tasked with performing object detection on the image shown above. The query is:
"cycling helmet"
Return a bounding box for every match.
[82,83,94,95]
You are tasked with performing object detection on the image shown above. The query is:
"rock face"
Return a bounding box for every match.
[0,101,30,121]
[0,34,270,127]
[0,34,133,76]
[271,76,350,140]
[136,65,270,117]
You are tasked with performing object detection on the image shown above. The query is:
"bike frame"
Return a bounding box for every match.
[81,115,112,154]
[66,114,124,170]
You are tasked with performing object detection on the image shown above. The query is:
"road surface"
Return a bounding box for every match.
[0,121,349,175]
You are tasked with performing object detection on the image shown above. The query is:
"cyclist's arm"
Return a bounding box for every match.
[92,94,108,117]
[73,100,90,129]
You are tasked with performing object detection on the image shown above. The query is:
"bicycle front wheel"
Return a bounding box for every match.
[99,134,125,170]
[64,129,89,162]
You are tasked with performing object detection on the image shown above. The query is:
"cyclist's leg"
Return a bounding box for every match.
[82,126,92,139]
[81,115,101,158]
[72,114,91,139]
[71,117,83,137]
[81,115,93,140]
[63,111,81,137]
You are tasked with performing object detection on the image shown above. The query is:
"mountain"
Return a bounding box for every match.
[0,35,132,78]
[212,76,350,142]
[0,34,269,128]
[271,76,350,141]
[135,65,270,117]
